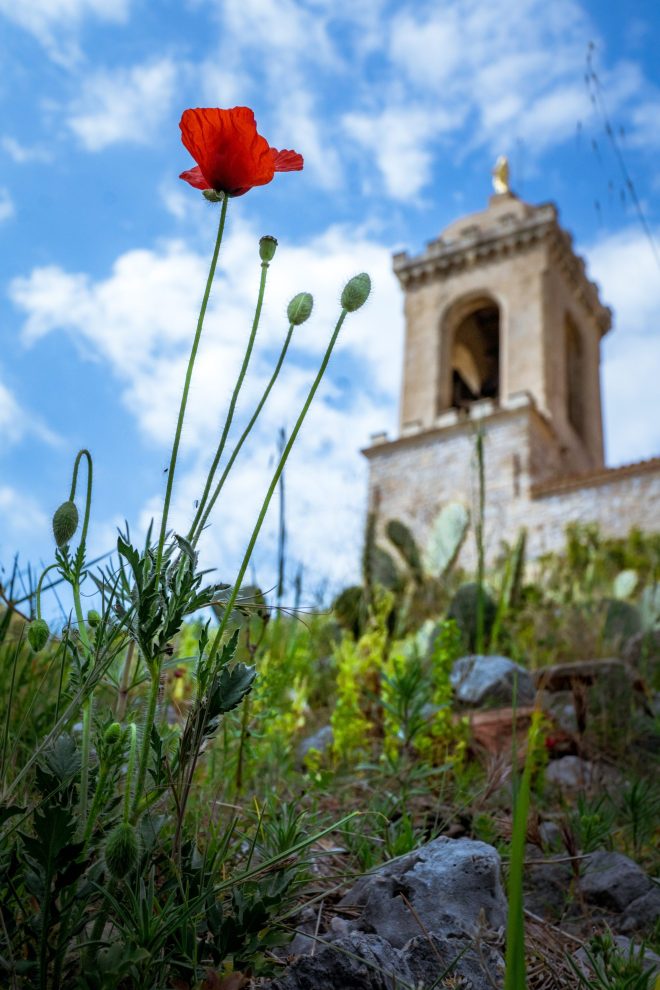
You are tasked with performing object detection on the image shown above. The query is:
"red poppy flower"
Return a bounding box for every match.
[179,107,303,197]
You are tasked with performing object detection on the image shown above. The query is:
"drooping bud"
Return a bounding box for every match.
[28,618,50,653]
[87,609,101,628]
[52,500,79,547]
[287,292,314,326]
[105,822,139,879]
[259,235,278,263]
[341,272,371,312]
[202,189,224,203]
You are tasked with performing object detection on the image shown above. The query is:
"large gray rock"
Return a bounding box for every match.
[451,654,535,707]
[269,932,501,990]
[340,836,507,947]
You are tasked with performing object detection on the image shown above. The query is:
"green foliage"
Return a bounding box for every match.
[566,931,659,989]
[386,519,424,584]
[448,581,497,652]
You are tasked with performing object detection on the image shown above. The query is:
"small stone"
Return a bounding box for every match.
[545,755,594,792]
[451,654,535,707]
[579,851,651,913]
[297,725,334,762]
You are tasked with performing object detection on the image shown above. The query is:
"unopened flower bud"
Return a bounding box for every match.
[341,272,371,312]
[287,292,313,326]
[105,822,139,879]
[202,189,224,203]
[104,722,122,746]
[52,500,79,547]
[28,618,50,652]
[87,609,101,628]
[259,235,278,263]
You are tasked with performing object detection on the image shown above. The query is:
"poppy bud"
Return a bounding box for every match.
[259,235,278,263]
[52,500,79,547]
[202,189,224,203]
[341,273,371,312]
[87,609,101,628]
[287,292,313,326]
[105,822,139,879]
[104,722,122,746]
[28,618,50,653]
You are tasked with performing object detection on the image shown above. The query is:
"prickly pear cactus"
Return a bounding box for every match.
[425,502,469,578]
[448,581,496,652]
[386,518,423,584]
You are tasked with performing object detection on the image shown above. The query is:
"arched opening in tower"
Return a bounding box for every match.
[565,314,586,443]
[450,305,500,409]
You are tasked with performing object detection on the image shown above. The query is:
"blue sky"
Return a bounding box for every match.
[1,0,659,606]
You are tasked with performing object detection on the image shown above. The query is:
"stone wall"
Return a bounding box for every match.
[364,402,660,572]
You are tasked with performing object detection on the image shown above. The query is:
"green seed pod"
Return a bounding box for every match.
[87,609,101,628]
[202,189,224,203]
[287,292,313,326]
[341,272,371,312]
[105,822,139,879]
[28,618,50,653]
[103,722,122,746]
[259,235,278,262]
[52,500,79,547]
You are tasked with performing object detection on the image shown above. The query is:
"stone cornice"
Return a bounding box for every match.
[393,201,611,335]
[361,400,541,459]
[531,456,660,498]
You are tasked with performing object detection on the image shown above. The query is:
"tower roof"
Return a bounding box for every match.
[393,191,612,337]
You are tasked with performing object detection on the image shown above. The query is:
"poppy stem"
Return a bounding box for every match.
[155,195,229,578]
[189,322,295,546]
[188,255,272,543]
[206,308,347,667]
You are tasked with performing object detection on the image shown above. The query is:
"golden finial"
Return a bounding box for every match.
[492,155,510,194]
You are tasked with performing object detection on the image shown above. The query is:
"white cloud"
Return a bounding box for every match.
[585,226,660,465]
[1,137,52,164]
[0,485,48,538]
[0,371,60,451]
[0,0,130,64]
[9,220,401,585]
[0,189,15,223]
[67,58,178,151]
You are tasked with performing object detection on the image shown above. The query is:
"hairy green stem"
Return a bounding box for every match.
[131,666,160,818]
[189,258,272,542]
[156,197,229,578]
[34,564,58,621]
[173,312,347,844]
[191,324,294,545]
[207,310,346,665]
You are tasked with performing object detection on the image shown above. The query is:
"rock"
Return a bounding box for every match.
[268,931,501,990]
[573,936,660,980]
[623,629,660,682]
[296,725,333,762]
[579,852,652,914]
[524,849,572,919]
[538,821,562,850]
[340,836,507,948]
[451,654,535,707]
[545,755,594,792]
[402,933,502,990]
[538,688,578,734]
[620,888,660,932]
[269,932,405,990]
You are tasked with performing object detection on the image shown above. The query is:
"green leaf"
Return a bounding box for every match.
[209,663,257,717]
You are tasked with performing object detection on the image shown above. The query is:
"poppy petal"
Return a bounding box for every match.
[273,149,304,173]
[179,166,210,190]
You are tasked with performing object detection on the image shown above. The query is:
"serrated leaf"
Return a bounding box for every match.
[209,663,256,718]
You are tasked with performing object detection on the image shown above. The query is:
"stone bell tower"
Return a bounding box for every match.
[364,163,660,565]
